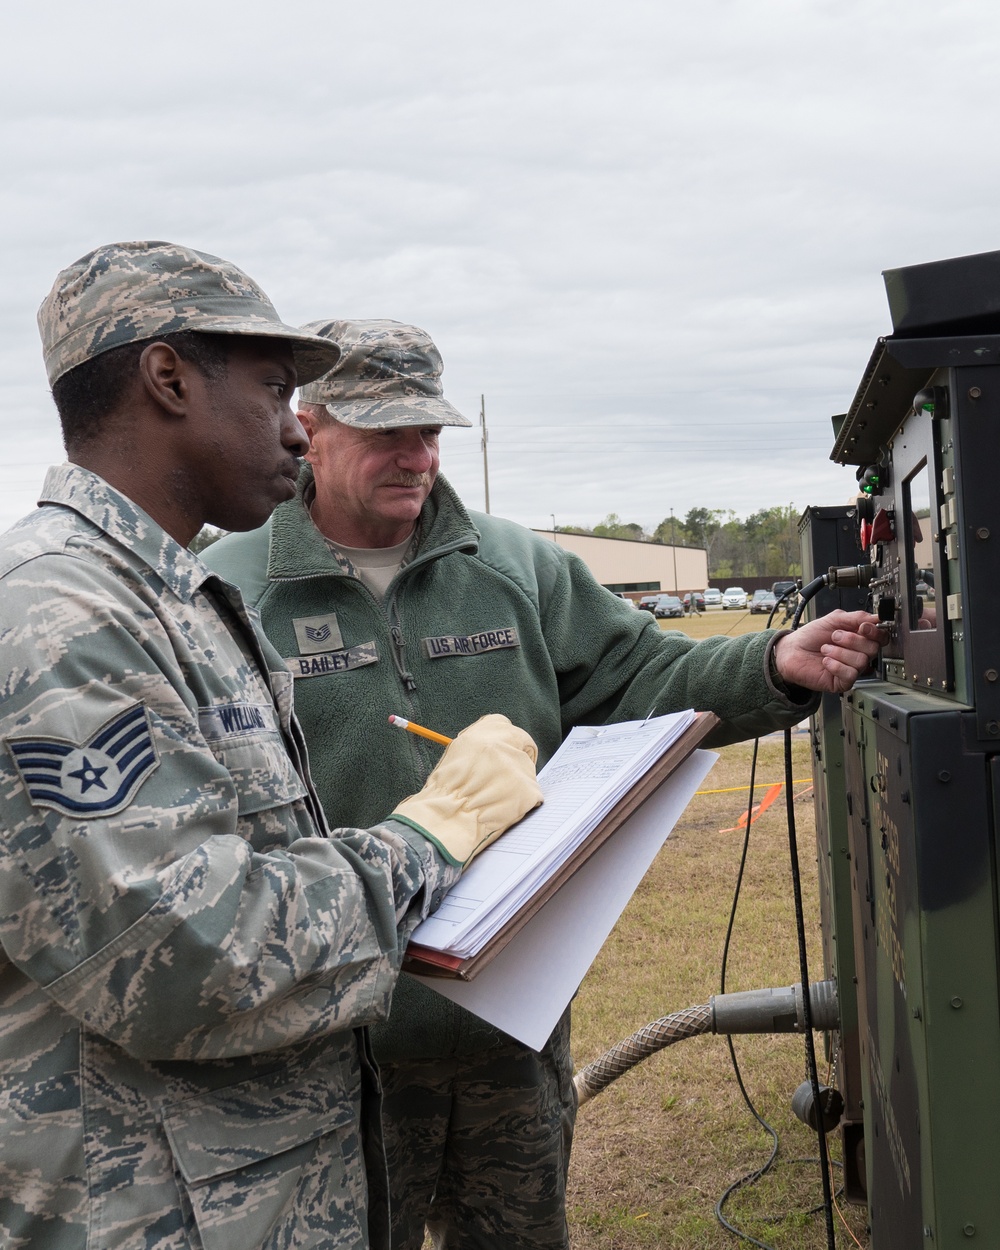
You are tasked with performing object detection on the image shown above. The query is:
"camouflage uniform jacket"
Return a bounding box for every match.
[205,468,819,1061]
[0,465,460,1250]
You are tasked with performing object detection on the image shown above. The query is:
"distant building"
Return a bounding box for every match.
[531,529,709,597]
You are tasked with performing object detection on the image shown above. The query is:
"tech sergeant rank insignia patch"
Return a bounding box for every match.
[5,703,160,819]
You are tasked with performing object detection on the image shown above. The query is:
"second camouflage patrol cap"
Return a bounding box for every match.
[297,319,472,428]
[38,240,342,387]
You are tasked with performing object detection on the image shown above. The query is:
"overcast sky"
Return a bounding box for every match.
[2,0,998,537]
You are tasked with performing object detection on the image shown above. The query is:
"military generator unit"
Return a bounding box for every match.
[806,248,1000,1248]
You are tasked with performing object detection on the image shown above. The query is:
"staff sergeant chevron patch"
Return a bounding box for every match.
[5,703,160,819]
[293,613,345,655]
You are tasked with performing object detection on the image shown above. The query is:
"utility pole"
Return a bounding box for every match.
[480,394,491,514]
[551,513,557,544]
[670,507,678,592]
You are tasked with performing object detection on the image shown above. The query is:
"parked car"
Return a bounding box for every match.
[749,589,778,615]
[771,579,799,603]
[682,591,706,613]
[611,592,638,608]
[703,588,722,607]
[721,586,748,610]
[654,594,684,618]
[637,594,662,613]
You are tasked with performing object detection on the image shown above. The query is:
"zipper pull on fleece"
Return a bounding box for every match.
[390,624,418,691]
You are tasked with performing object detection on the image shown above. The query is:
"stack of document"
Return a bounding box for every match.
[409,710,698,961]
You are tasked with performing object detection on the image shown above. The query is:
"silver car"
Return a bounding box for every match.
[721,586,748,610]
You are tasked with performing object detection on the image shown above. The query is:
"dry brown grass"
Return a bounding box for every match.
[566,733,870,1249]
[654,604,775,642]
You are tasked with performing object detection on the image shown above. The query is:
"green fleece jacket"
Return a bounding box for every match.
[205,470,817,1058]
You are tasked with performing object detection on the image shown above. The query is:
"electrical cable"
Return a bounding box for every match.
[782,584,837,1248]
[791,576,826,629]
[712,587,838,1250]
[714,733,785,1249]
[718,732,760,995]
[713,596,793,1249]
[713,589,793,1250]
[713,595,786,1248]
[735,1157,846,1220]
[782,726,837,1250]
[573,582,863,1244]
[832,1168,866,1249]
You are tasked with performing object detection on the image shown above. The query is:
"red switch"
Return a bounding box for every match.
[870,508,895,544]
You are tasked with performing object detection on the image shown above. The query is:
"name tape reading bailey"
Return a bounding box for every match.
[290,642,380,679]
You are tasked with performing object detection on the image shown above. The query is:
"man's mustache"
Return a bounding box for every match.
[384,473,429,488]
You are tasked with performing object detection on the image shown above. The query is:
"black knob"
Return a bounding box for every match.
[877,596,897,623]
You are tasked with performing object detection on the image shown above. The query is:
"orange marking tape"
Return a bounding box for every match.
[718,782,783,833]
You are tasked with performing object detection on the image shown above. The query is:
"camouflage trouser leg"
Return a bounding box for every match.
[379,1010,577,1250]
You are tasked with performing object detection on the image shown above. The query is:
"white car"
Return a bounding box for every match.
[703,588,722,607]
[721,586,748,610]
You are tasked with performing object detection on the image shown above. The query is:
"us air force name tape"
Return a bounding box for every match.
[290,642,379,679]
[421,627,520,659]
[5,703,159,819]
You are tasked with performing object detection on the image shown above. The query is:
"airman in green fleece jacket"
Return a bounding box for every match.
[204,318,883,1250]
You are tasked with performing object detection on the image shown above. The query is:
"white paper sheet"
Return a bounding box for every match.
[410,711,697,958]
[412,749,717,1051]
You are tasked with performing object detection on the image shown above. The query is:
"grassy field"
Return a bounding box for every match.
[650,603,777,642]
[564,608,869,1248]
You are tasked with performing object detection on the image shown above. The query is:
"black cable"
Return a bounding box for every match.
[782,728,837,1250]
[718,736,760,996]
[715,737,785,1249]
[791,575,827,629]
[769,585,797,627]
[715,1068,781,1250]
[713,587,838,1249]
[713,594,796,1250]
[743,1158,847,1220]
[717,1148,849,1247]
[781,578,837,1248]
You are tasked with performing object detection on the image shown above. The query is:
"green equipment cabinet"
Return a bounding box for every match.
[806,248,1000,1247]
[840,686,1000,1247]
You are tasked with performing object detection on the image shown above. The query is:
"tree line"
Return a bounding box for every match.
[558,506,802,579]
[195,505,804,580]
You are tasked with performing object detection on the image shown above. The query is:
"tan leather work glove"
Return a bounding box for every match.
[390,714,542,866]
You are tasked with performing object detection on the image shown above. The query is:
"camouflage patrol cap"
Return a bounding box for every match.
[297,318,472,428]
[38,240,342,387]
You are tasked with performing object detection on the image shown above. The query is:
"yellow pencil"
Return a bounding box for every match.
[388,714,453,746]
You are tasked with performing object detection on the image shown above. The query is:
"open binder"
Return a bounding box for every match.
[404,709,719,981]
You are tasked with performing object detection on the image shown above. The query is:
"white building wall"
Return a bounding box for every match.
[530,530,709,594]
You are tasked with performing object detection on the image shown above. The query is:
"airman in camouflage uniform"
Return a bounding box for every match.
[0,244,541,1250]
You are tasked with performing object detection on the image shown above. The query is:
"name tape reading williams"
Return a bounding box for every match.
[422,627,520,659]
[199,702,279,742]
